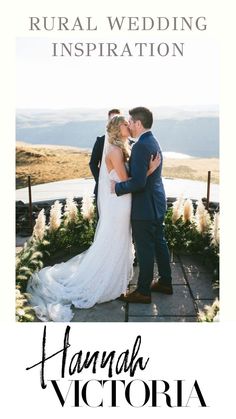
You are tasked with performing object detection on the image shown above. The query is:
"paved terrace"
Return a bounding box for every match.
[71,255,219,322]
[16,236,219,322]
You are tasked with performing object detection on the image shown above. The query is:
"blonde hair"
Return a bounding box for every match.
[106,115,130,161]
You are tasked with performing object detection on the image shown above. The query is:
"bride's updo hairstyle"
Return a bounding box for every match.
[106,115,130,161]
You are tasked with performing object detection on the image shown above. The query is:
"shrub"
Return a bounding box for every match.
[15,196,97,321]
[164,198,219,276]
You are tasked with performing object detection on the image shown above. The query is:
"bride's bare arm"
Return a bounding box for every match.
[108,147,129,181]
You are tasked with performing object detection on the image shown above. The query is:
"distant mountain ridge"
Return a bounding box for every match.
[16,108,219,158]
[153,118,219,158]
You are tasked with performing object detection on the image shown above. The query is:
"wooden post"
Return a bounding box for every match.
[206,171,211,211]
[28,175,33,234]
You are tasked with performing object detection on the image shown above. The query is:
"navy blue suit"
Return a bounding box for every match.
[89,135,105,199]
[115,131,172,295]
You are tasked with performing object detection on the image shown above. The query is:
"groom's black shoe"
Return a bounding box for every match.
[117,293,126,301]
[150,281,173,295]
[119,290,151,304]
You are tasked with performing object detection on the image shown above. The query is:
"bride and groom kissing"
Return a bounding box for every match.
[27,107,172,322]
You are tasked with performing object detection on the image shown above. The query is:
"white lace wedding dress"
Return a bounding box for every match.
[27,139,134,322]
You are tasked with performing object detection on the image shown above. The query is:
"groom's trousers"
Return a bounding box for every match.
[132,219,172,296]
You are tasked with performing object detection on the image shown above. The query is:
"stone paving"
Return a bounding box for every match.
[72,254,219,323]
[16,236,219,322]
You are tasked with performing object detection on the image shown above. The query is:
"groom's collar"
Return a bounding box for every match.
[136,129,151,141]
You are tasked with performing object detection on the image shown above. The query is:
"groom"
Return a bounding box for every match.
[111,107,172,303]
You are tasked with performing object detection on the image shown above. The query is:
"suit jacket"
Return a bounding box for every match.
[115,131,167,221]
[89,135,105,197]
[89,135,135,197]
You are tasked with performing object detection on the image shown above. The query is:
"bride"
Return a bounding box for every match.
[27,115,160,321]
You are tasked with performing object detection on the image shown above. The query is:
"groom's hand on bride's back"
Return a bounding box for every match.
[147,152,161,176]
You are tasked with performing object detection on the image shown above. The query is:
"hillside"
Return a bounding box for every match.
[16,110,219,158]
[16,142,219,189]
[16,143,91,188]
